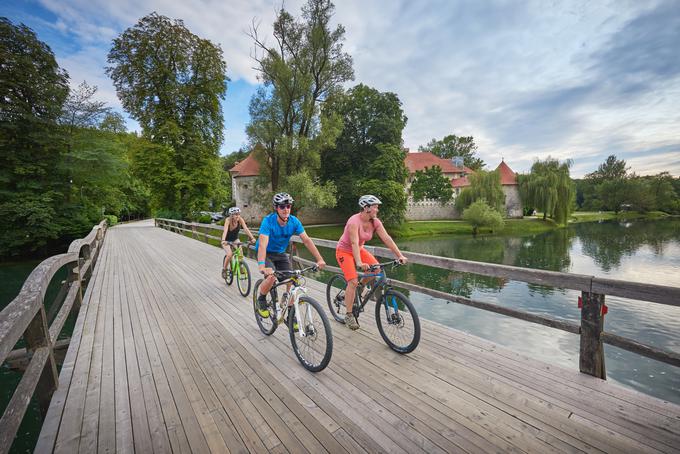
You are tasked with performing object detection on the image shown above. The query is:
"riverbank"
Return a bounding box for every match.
[305,211,670,241]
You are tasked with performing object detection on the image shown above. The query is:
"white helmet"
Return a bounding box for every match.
[228,207,241,215]
[272,192,294,206]
[358,194,382,208]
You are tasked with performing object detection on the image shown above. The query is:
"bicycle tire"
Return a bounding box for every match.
[325,274,348,323]
[289,296,333,372]
[224,255,234,285]
[375,290,420,354]
[253,279,277,335]
[237,261,252,297]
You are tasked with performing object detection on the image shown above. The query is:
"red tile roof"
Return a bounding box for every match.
[495,160,518,185]
[404,152,467,174]
[230,153,260,177]
[451,176,470,188]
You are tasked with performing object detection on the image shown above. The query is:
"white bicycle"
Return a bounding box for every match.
[253,265,333,372]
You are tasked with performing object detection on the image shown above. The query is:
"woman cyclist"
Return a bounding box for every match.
[335,195,407,330]
[221,207,256,279]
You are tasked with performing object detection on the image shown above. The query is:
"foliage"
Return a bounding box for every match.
[280,170,337,214]
[247,0,353,191]
[462,200,504,235]
[103,214,118,226]
[455,170,505,213]
[99,112,127,133]
[355,179,406,226]
[320,84,408,220]
[518,158,574,224]
[107,13,228,217]
[419,134,485,171]
[410,165,453,202]
[586,155,629,180]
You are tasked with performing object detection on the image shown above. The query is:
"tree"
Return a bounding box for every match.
[320,84,408,221]
[107,13,228,216]
[518,158,574,224]
[587,155,629,181]
[455,170,505,213]
[419,134,485,171]
[0,18,70,256]
[410,165,453,202]
[462,200,504,235]
[280,169,337,214]
[247,0,354,191]
[99,112,127,133]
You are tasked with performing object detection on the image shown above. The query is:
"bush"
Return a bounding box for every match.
[462,200,504,235]
[197,214,212,224]
[103,214,118,226]
[154,208,183,220]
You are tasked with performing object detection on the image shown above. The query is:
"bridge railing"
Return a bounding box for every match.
[0,220,107,453]
[155,218,680,379]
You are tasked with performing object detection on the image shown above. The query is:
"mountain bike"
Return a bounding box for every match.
[326,260,421,354]
[253,265,333,372]
[223,240,252,297]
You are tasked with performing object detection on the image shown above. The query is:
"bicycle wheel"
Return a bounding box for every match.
[224,256,233,285]
[375,290,420,354]
[289,296,333,372]
[237,261,251,297]
[326,274,348,323]
[253,279,277,335]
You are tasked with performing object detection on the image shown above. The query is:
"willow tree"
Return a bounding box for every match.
[247,0,354,192]
[519,158,575,224]
[455,170,505,213]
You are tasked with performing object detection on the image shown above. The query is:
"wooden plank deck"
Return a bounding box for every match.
[36,220,680,453]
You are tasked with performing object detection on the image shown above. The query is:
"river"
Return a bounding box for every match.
[391,218,680,405]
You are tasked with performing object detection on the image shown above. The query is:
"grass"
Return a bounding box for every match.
[305,218,557,241]
[568,210,670,224]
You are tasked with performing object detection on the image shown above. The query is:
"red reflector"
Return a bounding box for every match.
[578,296,583,309]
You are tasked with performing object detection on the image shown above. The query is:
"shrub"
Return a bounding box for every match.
[462,200,504,235]
[103,214,118,226]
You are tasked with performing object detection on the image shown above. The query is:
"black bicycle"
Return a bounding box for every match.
[326,260,421,354]
[253,265,333,372]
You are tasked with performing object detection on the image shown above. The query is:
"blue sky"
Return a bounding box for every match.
[4,0,680,177]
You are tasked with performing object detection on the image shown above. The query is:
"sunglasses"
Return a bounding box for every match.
[276,204,292,210]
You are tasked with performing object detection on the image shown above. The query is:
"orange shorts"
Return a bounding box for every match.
[336,248,378,282]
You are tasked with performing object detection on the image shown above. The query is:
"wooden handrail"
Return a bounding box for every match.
[156,218,680,376]
[0,219,107,454]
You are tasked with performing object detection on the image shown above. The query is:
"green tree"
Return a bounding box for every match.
[280,169,337,214]
[410,165,453,202]
[587,155,629,180]
[356,180,407,226]
[107,13,228,216]
[99,111,127,133]
[320,84,408,221]
[518,158,574,224]
[455,170,505,213]
[247,0,353,191]
[419,134,485,171]
[0,18,70,256]
[462,200,504,235]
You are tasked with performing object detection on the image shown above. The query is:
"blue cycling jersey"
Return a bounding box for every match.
[256,213,304,254]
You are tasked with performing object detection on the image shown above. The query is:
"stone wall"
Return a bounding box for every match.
[405,198,459,220]
[503,185,523,218]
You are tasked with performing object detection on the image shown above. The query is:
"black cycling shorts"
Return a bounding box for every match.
[265,252,292,272]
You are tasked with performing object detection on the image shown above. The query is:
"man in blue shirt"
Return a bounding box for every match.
[256,192,326,316]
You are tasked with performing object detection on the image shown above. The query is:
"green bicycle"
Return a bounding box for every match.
[223,240,252,297]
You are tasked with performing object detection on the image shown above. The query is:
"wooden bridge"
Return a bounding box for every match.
[3,219,680,453]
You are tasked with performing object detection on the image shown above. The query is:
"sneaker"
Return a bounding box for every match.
[286,309,298,331]
[257,294,270,318]
[345,313,359,330]
[221,269,228,280]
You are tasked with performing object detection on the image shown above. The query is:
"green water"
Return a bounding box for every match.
[1,261,70,453]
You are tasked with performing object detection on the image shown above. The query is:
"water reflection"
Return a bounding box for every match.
[396,219,680,405]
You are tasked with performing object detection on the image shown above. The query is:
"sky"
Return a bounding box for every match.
[4,0,680,177]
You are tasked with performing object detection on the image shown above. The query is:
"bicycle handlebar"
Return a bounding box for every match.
[273,265,319,280]
[357,259,403,272]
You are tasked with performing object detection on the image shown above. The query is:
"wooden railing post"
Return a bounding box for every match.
[579,291,606,379]
[23,306,59,417]
[70,262,83,312]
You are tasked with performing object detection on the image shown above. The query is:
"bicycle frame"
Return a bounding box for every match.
[353,262,402,316]
[270,275,314,338]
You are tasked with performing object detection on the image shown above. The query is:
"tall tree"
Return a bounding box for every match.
[247,0,353,191]
[320,83,408,222]
[410,165,453,203]
[518,158,575,224]
[419,134,485,171]
[107,13,228,216]
[455,170,505,213]
[587,155,629,181]
[0,18,70,256]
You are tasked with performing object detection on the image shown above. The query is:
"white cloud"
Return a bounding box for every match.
[24,0,680,175]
